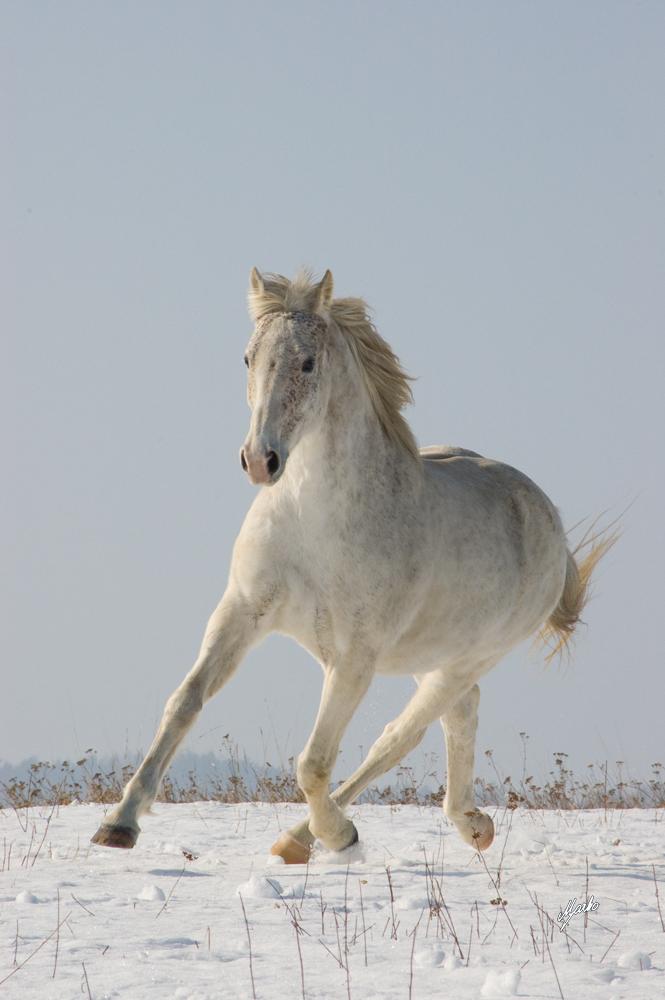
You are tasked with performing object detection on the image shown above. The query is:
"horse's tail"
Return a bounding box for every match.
[536,518,622,666]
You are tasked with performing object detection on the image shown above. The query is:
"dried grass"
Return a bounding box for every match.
[1,738,662,812]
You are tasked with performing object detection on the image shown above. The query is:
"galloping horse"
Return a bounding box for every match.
[92,268,612,863]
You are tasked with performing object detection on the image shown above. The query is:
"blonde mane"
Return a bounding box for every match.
[248,269,420,461]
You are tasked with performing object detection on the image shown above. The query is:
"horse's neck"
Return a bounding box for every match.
[282,348,419,511]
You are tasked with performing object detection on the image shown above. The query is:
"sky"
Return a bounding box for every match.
[2,1,664,787]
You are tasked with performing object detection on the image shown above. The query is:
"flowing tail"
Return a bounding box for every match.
[536,517,623,665]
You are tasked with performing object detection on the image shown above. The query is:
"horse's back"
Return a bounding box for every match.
[416,445,567,641]
[420,445,560,528]
[419,445,483,461]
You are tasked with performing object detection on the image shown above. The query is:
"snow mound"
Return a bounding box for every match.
[414,944,445,967]
[617,950,652,970]
[395,892,429,911]
[289,878,312,900]
[138,884,166,901]
[266,853,286,867]
[15,890,38,904]
[511,830,550,855]
[236,875,283,899]
[481,967,521,997]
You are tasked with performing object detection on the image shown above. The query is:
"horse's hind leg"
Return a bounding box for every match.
[275,672,494,860]
[274,670,479,862]
[439,684,494,851]
[329,671,482,815]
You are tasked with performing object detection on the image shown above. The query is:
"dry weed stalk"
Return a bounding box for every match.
[238,893,257,1000]
[653,863,665,932]
[524,886,566,1000]
[422,849,464,956]
[358,879,368,966]
[385,865,399,940]
[408,910,424,1000]
[53,889,60,978]
[600,929,621,962]
[0,911,72,987]
[81,961,92,1000]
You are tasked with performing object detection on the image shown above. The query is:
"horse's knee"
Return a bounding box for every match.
[297,753,330,797]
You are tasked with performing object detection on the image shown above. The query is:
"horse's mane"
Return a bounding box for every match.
[248,269,420,461]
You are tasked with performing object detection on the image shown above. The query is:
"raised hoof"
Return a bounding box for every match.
[91,824,138,850]
[270,832,313,865]
[465,811,495,852]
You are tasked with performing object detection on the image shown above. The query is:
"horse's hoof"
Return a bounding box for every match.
[270,832,313,865]
[342,824,359,850]
[465,811,494,852]
[91,824,138,849]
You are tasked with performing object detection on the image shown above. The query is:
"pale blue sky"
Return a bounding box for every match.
[2,2,663,784]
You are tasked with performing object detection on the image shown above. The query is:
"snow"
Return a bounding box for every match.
[1,801,664,998]
[481,966,521,996]
[138,886,166,903]
[617,950,653,970]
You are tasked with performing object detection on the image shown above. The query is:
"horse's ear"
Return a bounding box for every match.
[248,268,266,320]
[314,269,334,316]
[249,267,264,294]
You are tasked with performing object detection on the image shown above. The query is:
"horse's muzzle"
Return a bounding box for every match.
[240,445,283,485]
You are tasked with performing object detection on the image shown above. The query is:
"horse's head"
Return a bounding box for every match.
[240,268,334,485]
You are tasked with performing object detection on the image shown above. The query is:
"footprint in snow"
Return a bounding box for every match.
[591,966,620,983]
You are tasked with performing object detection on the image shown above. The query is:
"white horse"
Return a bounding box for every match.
[92,268,613,863]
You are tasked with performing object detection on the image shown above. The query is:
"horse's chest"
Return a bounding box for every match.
[276,539,414,660]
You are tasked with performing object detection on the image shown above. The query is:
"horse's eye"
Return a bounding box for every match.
[243,355,249,367]
[302,357,315,373]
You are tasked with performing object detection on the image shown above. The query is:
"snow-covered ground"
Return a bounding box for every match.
[1,801,663,998]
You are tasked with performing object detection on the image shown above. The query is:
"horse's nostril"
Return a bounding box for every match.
[240,449,248,472]
[267,451,280,476]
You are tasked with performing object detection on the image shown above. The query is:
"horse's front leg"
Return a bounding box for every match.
[91,589,268,849]
[271,661,373,863]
